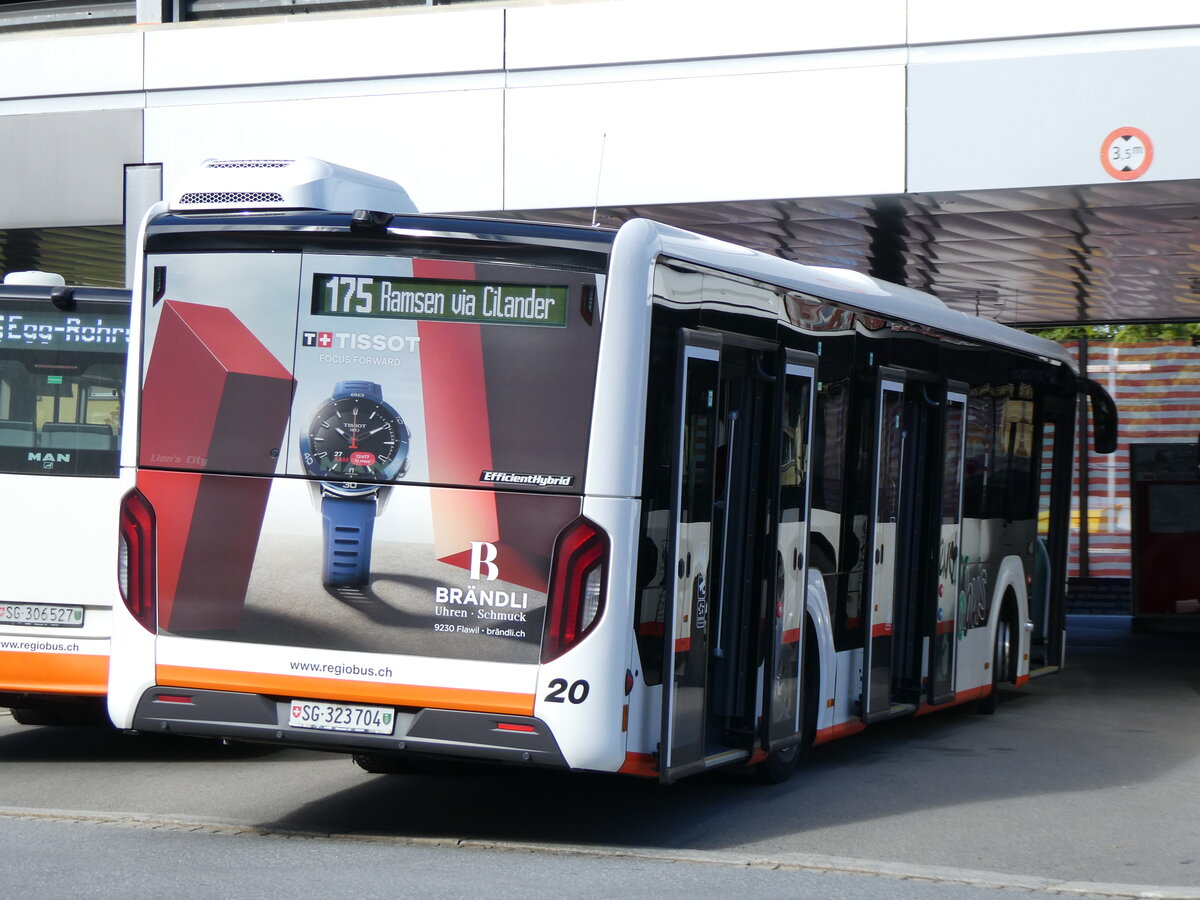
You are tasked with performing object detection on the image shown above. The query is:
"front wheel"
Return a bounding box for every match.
[978,615,1013,716]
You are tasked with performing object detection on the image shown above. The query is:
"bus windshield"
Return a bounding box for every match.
[0,298,128,477]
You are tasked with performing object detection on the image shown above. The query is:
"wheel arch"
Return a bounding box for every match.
[805,567,836,732]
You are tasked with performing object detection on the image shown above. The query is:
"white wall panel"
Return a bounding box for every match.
[0,31,144,101]
[506,0,905,70]
[908,43,1200,192]
[144,7,504,91]
[505,65,905,210]
[144,89,505,211]
[0,109,143,228]
[910,0,1200,44]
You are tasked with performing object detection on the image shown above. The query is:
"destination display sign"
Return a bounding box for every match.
[0,310,131,352]
[312,274,568,327]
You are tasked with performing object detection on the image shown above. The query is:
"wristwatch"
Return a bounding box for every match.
[300,380,411,586]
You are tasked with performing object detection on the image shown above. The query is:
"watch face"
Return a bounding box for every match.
[302,396,410,481]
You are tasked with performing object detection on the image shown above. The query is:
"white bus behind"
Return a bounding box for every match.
[0,272,131,725]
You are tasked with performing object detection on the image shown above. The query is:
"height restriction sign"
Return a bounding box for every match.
[1101,127,1154,181]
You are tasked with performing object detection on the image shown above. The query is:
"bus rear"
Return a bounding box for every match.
[0,273,131,724]
[109,163,629,771]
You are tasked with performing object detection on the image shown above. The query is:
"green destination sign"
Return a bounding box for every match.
[313,274,568,327]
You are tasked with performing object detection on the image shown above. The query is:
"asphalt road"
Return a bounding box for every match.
[0,615,1197,898]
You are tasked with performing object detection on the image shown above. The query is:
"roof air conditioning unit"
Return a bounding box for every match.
[168,158,417,214]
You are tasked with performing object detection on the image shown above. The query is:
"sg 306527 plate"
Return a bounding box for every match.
[0,603,84,628]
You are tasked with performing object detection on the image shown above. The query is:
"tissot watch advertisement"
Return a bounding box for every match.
[138,251,600,665]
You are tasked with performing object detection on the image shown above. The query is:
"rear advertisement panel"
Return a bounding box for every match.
[138,251,601,668]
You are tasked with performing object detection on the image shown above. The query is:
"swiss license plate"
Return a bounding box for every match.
[0,603,84,628]
[288,699,395,735]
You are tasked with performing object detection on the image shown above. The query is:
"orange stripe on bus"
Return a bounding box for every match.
[782,627,801,644]
[0,651,107,696]
[155,665,535,716]
[811,684,1005,746]
[813,719,866,746]
[871,623,893,637]
[915,684,990,715]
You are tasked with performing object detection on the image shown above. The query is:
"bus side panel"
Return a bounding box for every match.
[533,495,639,773]
[0,477,125,696]
[107,578,157,729]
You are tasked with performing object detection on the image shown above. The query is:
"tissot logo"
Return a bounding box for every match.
[302,331,334,348]
[302,331,419,353]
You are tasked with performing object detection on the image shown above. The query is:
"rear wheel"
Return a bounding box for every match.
[755,743,800,784]
[10,707,56,726]
[352,753,411,775]
[756,619,821,784]
[9,702,107,727]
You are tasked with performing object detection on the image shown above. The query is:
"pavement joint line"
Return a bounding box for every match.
[1,805,1197,899]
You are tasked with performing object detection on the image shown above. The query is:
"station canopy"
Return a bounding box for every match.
[494,178,1200,327]
[6,179,1200,327]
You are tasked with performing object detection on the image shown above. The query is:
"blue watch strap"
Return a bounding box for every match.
[320,491,377,586]
[335,380,383,402]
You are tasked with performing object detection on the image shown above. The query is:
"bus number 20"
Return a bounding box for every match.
[545,678,590,704]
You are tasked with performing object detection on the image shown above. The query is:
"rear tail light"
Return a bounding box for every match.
[541,517,609,663]
[118,488,157,633]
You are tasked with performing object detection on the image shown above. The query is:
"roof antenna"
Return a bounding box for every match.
[591,133,607,228]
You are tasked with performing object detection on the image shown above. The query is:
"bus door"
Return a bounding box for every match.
[660,331,778,782]
[859,369,912,724]
[928,386,968,705]
[661,331,722,781]
[763,351,817,752]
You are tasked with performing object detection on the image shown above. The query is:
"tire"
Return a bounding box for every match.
[755,743,800,784]
[978,611,1013,716]
[10,707,58,726]
[757,620,821,784]
[352,753,411,775]
[10,703,107,726]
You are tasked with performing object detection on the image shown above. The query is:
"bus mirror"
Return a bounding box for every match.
[350,209,394,234]
[1084,379,1118,455]
[50,287,76,311]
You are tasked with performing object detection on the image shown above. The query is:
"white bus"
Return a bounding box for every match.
[108,160,1116,782]
[0,272,131,725]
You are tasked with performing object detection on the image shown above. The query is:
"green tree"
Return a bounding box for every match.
[1028,323,1200,342]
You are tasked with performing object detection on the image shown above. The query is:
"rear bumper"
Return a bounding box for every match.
[132,686,567,767]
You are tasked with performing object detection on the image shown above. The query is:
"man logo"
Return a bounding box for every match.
[469,541,499,582]
[28,451,70,467]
